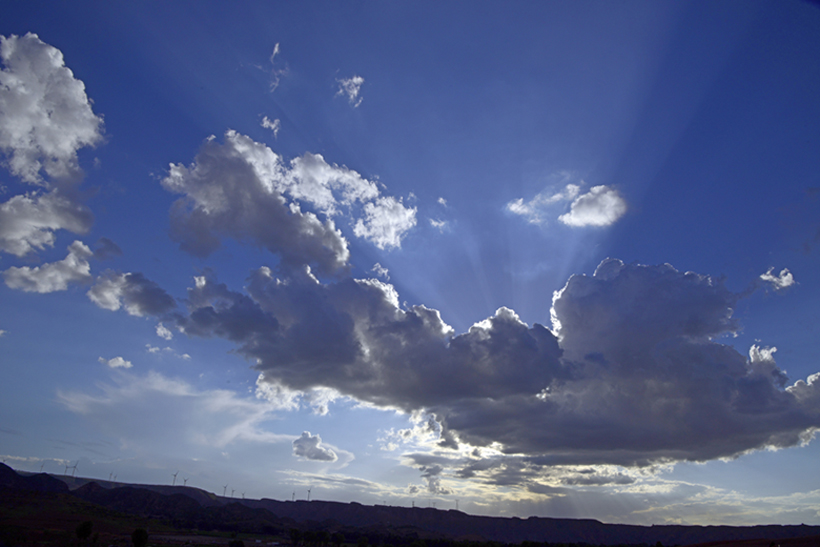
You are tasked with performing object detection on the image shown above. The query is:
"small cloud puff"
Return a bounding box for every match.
[336,75,364,107]
[371,263,389,280]
[99,356,132,369]
[292,431,338,462]
[261,116,280,138]
[558,185,626,227]
[760,267,795,291]
[156,323,173,340]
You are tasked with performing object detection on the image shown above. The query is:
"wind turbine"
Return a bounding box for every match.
[113,474,117,481]
[64,463,70,475]
[307,487,312,501]
[292,491,295,502]
[109,472,113,481]
[40,462,46,472]
[223,484,228,497]
[242,492,245,500]
[231,489,235,498]
[70,462,78,477]
[172,471,179,486]
[183,477,188,487]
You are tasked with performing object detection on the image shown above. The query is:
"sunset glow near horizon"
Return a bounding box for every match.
[2,1,820,526]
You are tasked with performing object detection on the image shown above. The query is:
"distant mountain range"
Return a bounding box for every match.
[4,463,820,547]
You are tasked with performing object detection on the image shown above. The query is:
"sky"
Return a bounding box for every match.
[1,0,820,527]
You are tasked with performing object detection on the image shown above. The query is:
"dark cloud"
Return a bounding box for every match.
[171,259,820,467]
[88,270,176,317]
[161,131,417,276]
[93,237,122,260]
[292,431,337,462]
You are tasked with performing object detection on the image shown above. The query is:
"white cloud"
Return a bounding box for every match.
[0,190,93,256]
[353,196,417,249]
[336,75,364,107]
[429,218,449,232]
[145,344,190,360]
[0,33,104,184]
[371,263,389,280]
[87,270,176,316]
[3,240,92,292]
[57,370,295,452]
[558,185,627,227]
[156,322,173,340]
[161,131,416,269]
[293,431,338,462]
[261,116,280,138]
[760,267,795,291]
[0,329,6,337]
[506,183,580,225]
[268,43,288,92]
[98,356,132,369]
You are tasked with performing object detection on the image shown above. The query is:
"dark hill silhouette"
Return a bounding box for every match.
[0,462,68,493]
[3,464,820,546]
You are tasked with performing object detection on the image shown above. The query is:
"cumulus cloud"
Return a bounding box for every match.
[0,190,93,256]
[170,258,820,468]
[99,356,132,369]
[87,270,176,316]
[155,322,173,340]
[261,116,280,138]
[558,185,626,227]
[0,33,104,184]
[0,34,101,259]
[161,131,415,272]
[293,431,338,462]
[353,196,417,249]
[760,267,795,291]
[3,240,92,292]
[336,75,364,107]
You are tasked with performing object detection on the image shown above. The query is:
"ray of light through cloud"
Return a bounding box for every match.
[1,1,820,526]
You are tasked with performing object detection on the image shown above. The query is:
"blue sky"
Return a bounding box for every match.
[2,0,820,526]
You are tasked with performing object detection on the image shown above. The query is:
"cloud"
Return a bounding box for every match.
[292,431,338,462]
[558,185,626,227]
[760,267,795,291]
[0,33,104,184]
[155,323,173,340]
[268,43,288,92]
[336,75,364,107]
[161,131,415,272]
[353,196,417,249]
[57,370,294,453]
[145,344,190,360]
[0,190,93,256]
[99,356,132,369]
[371,263,389,280]
[87,270,176,316]
[170,259,820,469]
[3,240,92,292]
[506,183,580,225]
[93,237,122,260]
[261,116,280,138]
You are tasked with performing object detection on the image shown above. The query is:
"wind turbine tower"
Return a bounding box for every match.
[231,489,235,498]
[40,462,45,472]
[292,491,295,502]
[223,484,228,497]
[183,477,188,486]
[307,487,312,501]
[71,462,78,477]
[172,471,179,486]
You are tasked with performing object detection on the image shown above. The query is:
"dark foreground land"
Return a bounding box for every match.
[2,464,819,547]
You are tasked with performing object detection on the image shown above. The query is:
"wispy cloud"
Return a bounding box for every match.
[336,75,364,107]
